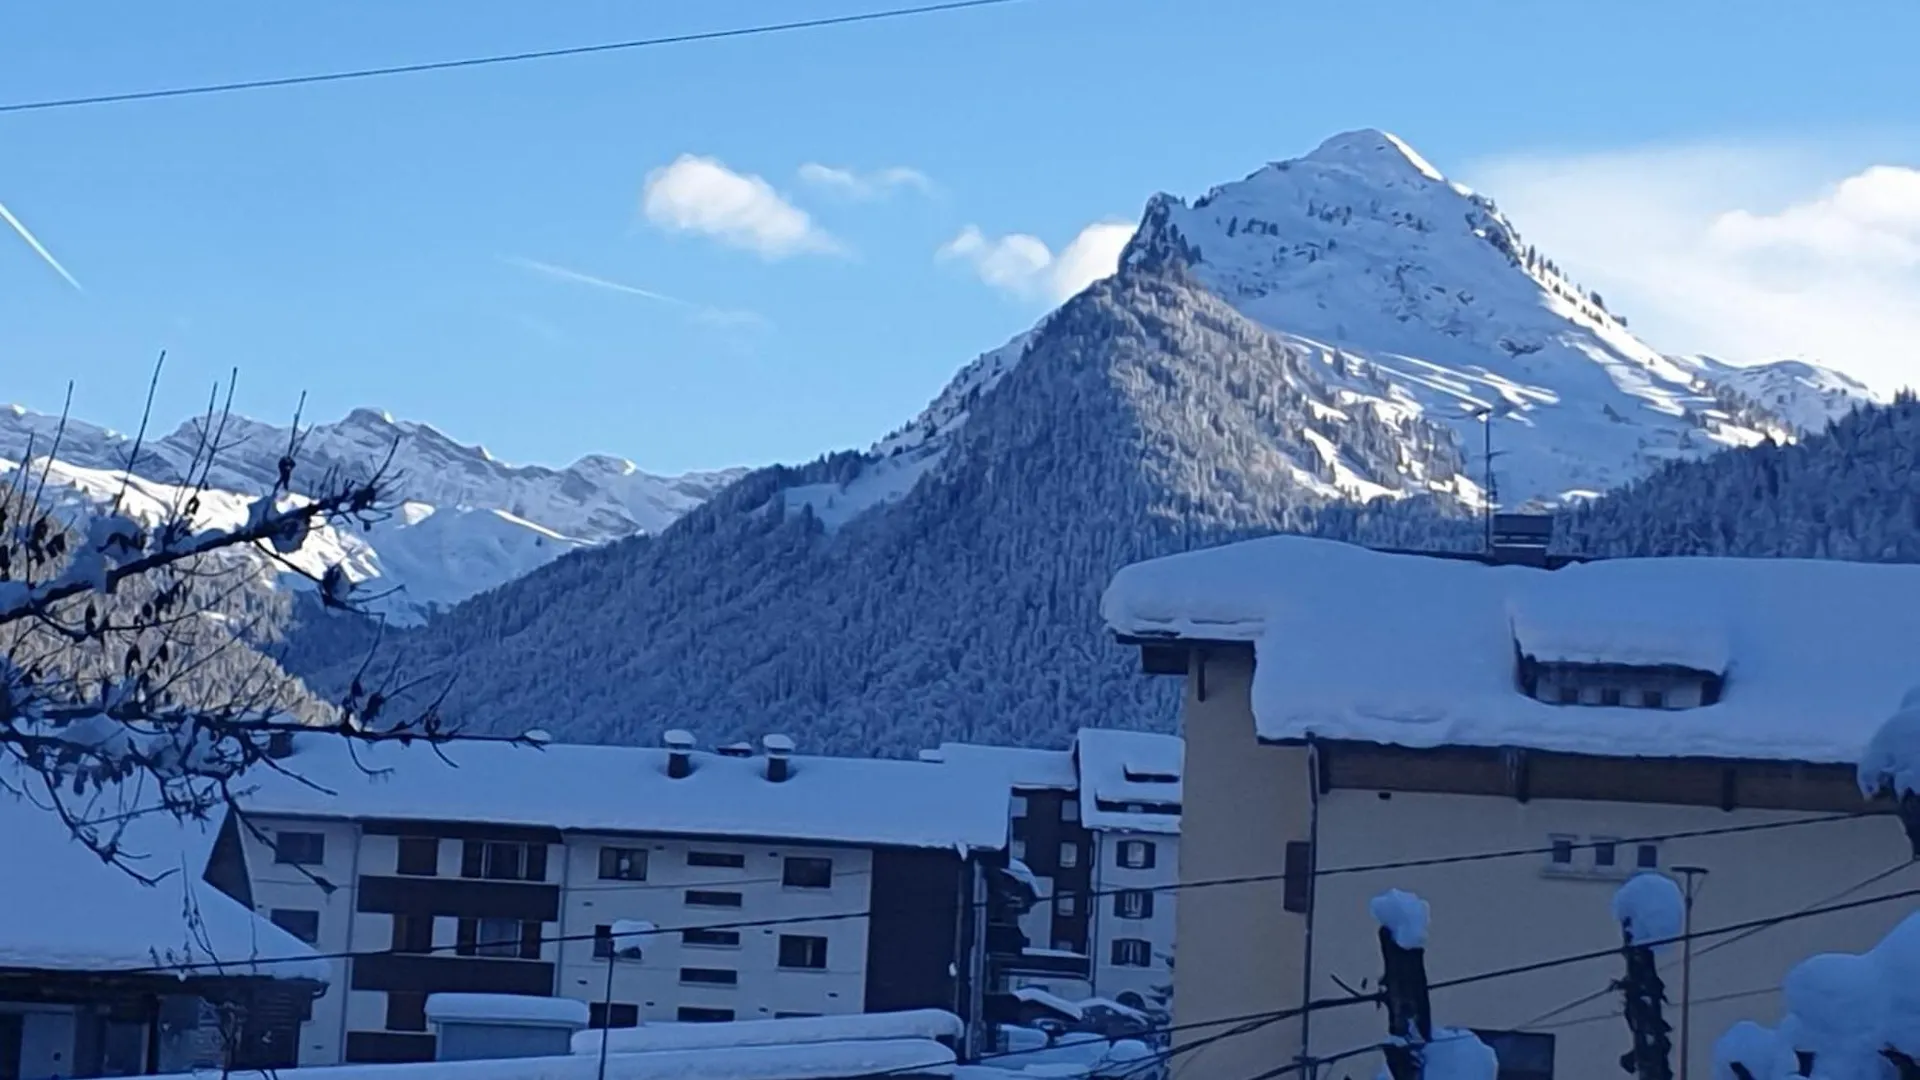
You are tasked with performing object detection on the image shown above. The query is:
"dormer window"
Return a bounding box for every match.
[1521,661,1720,711]
[1599,688,1622,707]
[1640,689,1665,709]
[1122,767,1179,784]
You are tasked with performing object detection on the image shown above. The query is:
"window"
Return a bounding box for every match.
[1055,894,1077,917]
[396,836,438,876]
[1555,684,1580,705]
[385,991,427,1033]
[1010,838,1027,860]
[588,1003,639,1030]
[783,857,833,889]
[1637,843,1660,870]
[273,831,325,866]
[1010,794,1029,817]
[1641,689,1666,709]
[682,928,741,948]
[269,909,320,945]
[1471,1029,1554,1080]
[1058,843,1080,869]
[1115,890,1154,919]
[391,914,434,954]
[685,890,744,908]
[1060,799,1079,823]
[472,917,523,958]
[681,967,739,985]
[461,839,547,882]
[1599,687,1623,707]
[1117,840,1157,870]
[778,935,829,970]
[687,851,745,869]
[1548,835,1576,867]
[1282,841,1312,914]
[775,1012,821,1019]
[599,847,649,881]
[1592,838,1619,869]
[1111,939,1152,967]
[677,1007,734,1023]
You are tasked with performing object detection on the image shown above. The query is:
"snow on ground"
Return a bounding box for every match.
[782,448,945,531]
[425,994,589,1028]
[158,1040,955,1080]
[1858,686,1920,798]
[1369,889,1430,950]
[242,734,1010,853]
[573,1011,964,1055]
[1104,534,1920,764]
[0,773,327,981]
[1073,729,1182,834]
[1678,356,1882,435]
[1611,873,1684,948]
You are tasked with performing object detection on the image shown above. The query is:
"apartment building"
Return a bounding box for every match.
[929,728,1181,1016]
[1102,530,1920,1080]
[223,731,1010,1065]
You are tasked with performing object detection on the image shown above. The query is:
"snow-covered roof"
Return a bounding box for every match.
[1102,534,1920,764]
[1073,729,1182,835]
[932,742,1079,791]
[572,1010,963,1056]
[154,1040,954,1080]
[240,736,1009,853]
[1011,986,1085,1020]
[0,781,327,982]
[426,993,589,1029]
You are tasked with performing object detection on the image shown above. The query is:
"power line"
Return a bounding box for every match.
[142,808,1876,976]
[0,0,1026,116]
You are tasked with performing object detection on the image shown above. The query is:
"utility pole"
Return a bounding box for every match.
[1672,866,1710,1080]
[597,940,616,1080]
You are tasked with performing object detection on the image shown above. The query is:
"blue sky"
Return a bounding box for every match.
[3,0,1917,474]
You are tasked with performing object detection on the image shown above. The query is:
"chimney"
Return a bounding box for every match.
[917,749,946,764]
[716,741,754,759]
[762,733,795,783]
[664,729,695,779]
[265,730,295,760]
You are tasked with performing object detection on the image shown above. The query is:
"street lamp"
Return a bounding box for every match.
[1671,866,1711,1080]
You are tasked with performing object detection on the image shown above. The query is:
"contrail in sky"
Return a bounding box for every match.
[0,197,83,291]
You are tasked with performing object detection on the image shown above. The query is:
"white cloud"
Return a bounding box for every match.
[641,155,841,259]
[938,221,1136,305]
[796,163,933,200]
[1463,142,1920,394]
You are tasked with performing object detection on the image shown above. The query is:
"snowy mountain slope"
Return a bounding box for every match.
[1676,356,1882,435]
[0,403,739,620]
[1122,129,1815,502]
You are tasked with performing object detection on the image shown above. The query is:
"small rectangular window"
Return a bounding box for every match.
[385,991,427,1033]
[1549,835,1576,866]
[1010,838,1027,860]
[680,967,739,986]
[685,890,744,908]
[396,837,438,876]
[682,928,741,948]
[774,1012,821,1019]
[1010,794,1029,817]
[687,851,745,869]
[1637,843,1660,869]
[1282,840,1312,914]
[484,842,524,881]
[1056,894,1077,917]
[273,832,325,866]
[391,914,434,954]
[1641,689,1666,709]
[473,917,522,958]
[1111,938,1152,967]
[1556,684,1579,705]
[1058,843,1080,869]
[783,857,833,889]
[1115,890,1154,919]
[599,847,649,881]
[778,934,829,970]
[677,1007,734,1023]
[589,1003,640,1030]
[1118,841,1157,869]
[1592,838,1619,868]
[1600,687,1623,707]
[519,920,543,960]
[269,909,320,945]
[1060,799,1079,823]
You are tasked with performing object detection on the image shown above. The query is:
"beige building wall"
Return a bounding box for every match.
[1171,647,1313,1078]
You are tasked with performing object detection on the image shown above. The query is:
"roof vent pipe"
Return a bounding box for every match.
[763,733,795,783]
[664,729,695,779]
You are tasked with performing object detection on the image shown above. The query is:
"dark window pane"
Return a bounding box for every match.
[680,967,739,985]
[778,935,828,970]
[588,1003,640,1030]
[685,890,743,908]
[460,840,484,878]
[687,851,746,868]
[385,991,427,1033]
[525,843,548,883]
[1549,837,1575,865]
[682,929,741,948]
[1114,890,1154,919]
[269,909,320,944]
[1642,689,1666,709]
[783,857,833,889]
[396,837,438,877]
[1600,687,1622,707]
[1110,939,1152,967]
[1593,840,1617,868]
[520,921,543,960]
[391,914,434,954]
[1282,841,1312,914]
[475,917,521,958]
[455,917,477,956]
[482,842,524,881]
[273,832,325,866]
[599,847,648,881]
[1638,844,1660,869]
[677,1008,733,1023]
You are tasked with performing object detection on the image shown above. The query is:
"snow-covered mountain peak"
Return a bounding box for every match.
[1298,128,1447,185]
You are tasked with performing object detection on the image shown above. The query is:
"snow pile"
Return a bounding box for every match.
[1612,873,1685,949]
[1858,686,1920,799]
[1708,909,1920,1079]
[1073,729,1182,834]
[1103,534,1920,764]
[1370,889,1431,950]
[242,734,1010,853]
[572,1010,964,1056]
[425,994,590,1029]
[0,779,327,982]
[1421,1028,1499,1080]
